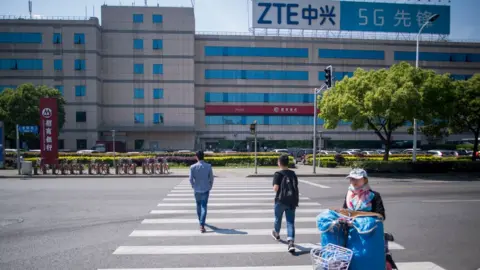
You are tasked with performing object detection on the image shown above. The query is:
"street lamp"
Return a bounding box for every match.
[413,13,440,162]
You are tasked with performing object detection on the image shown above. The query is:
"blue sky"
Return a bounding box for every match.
[2,0,479,41]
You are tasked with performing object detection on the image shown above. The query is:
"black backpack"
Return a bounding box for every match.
[277,171,299,207]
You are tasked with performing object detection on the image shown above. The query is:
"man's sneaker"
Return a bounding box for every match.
[287,240,295,253]
[271,230,280,241]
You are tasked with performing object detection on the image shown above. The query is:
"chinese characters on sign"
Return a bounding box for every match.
[253,0,450,34]
[273,107,298,113]
[205,105,313,115]
[39,98,58,164]
[253,0,341,30]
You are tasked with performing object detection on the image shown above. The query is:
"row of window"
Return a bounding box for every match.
[133,14,163,23]
[133,88,164,99]
[133,39,163,50]
[0,59,43,70]
[205,115,351,125]
[204,46,480,62]
[0,32,86,45]
[53,59,86,71]
[134,113,164,124]
[205,70,308,80]
[205,92,314,103]
[134,63,163,74]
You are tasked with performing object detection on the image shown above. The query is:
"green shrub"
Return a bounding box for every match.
[350,160,480,173]
[13,151,284,158]
[456,144,474,151]
[320,161,338,168]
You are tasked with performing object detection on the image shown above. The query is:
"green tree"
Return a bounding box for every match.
[448,75,480,161]
[319,62,453,161]
[0,83,66,143]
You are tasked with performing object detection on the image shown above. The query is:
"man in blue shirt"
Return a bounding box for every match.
[189,151,214,233]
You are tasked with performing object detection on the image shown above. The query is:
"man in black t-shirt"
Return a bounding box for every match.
[271,154,299,253]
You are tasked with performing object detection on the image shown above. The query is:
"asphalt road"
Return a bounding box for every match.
[0,173,479,270]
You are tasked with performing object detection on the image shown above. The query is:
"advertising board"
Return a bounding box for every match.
[252,0,450,34]
[39,98,59,165]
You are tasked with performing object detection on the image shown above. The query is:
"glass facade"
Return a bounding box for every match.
[319,49,384,60]
[205,70,309,80]
[205,115,352,125]
[395,51,480,62]
[205,46,308,58]
[0,32,42,43]
[0,59,43,70]
[205,92,314,103]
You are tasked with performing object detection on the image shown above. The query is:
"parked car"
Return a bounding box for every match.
[319,150,338,155]
[361,151,377,155]
[340,151,358,155]
[427,150,457,157]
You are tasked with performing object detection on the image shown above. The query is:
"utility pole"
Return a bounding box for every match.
[16,124,20,174]
[250,121,257,174]
[111,130,116,170]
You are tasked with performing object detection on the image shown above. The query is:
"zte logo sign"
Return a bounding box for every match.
[256,2,337,26]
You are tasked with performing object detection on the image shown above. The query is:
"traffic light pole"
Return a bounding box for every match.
[313,84,327,174]
[254,129,257,174]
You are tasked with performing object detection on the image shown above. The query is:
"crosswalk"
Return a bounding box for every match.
[99,178,447,270]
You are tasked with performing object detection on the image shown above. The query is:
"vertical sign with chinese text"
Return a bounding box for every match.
[39,98,58,164]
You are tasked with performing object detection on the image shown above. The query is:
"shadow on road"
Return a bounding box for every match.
[205,224,247,235]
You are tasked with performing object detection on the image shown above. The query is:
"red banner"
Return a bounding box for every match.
[39,98,58,165]
[205,105,314,115]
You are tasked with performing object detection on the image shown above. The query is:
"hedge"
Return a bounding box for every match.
[351,160,480,173]
[305,155,471,166]
[24,155,295,167]
[9,151,285,158]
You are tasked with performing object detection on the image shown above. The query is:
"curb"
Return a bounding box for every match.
[0,175,190,179]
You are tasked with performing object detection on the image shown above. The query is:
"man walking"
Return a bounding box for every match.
[189,151,214,233]
[271,154,299,253]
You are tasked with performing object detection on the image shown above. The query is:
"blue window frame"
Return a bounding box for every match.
[74,33,85,44]
[205,70,308,80]
[0,32,42,43]
[54,59,63,71]
[133,39,143,49]
[133,14,144,23]
[153,39,163,50]
[153,113,164,124]
[318,71,353,81]
[0,59,43,70]
[134,113,145,124]
[53,33,62,44]
[204,46,308,58]
[75,85,86,97]
[54,85,64,95]
[205,92,314,103]
[153,64,163,74]
[152,14,163,23]
[134,63,144,74]
[153,88,164,99]
[134,88,144,99]
[318,49,384,60]
[74,59,86,70]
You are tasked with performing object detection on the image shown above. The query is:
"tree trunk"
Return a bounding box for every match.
[472,131,479,162]
[383,141,391,161]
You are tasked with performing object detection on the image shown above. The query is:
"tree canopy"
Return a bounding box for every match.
[0,83,66,142]
[448,74,480,161]
[319,62,453,160]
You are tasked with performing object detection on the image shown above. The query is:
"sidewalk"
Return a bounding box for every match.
[0,168,190,179]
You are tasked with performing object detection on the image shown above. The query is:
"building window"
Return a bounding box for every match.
[133,39,143,50]
[153,39,163,50]
[0,59,42,70]
[205,46,308,58]
[152,14,163,23]
[74,59,86,70]
[54,59,63,71]
[75,85,86,97]
[153,64,163,74]
[73,33,85,44]
[318,49,385,60]
[76,111,87,122]
[76,139,87,150]
[133,14,144,23]
[153,88,164,99]
[0,32,42,44]
[53,33,62,44]
[133,63,144,74]
[54,85,64,96]
[134,88,144,99]
[134,139,144,150]
[205,69,308,80]
[134,113,144,124]
[58,139,65,150]
[153,113,164,124]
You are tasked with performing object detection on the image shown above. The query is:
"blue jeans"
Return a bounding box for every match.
[194,191,210,226]
[274,202,296,241]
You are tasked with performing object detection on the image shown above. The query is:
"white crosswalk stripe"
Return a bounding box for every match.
[100,179,448,270]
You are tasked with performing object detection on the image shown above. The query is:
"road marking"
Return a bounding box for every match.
[167,193,274,197]
[150,208,323,214]
[421,199,480,203]
[171,189,273,193]
[142,217,317,224]
[298,179,331,189]
[175,185,272,188]
[174,186,272,189]
[98,262,447,270]
[157,202,320,207]
[163,197,310,201]
[129,228,319,237]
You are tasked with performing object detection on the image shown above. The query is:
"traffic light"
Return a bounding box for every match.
[324,65,332,88]
[250,121,257,135]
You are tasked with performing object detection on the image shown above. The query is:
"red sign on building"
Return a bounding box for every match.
[39,98,59,165]
[205,105,314,115]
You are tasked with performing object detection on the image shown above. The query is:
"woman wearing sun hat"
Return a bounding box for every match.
[342,168,385,220]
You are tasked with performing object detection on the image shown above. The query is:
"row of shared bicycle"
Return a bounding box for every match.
[32,157,170,175]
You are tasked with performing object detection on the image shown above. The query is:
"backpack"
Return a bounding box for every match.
[277,171,299,208]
